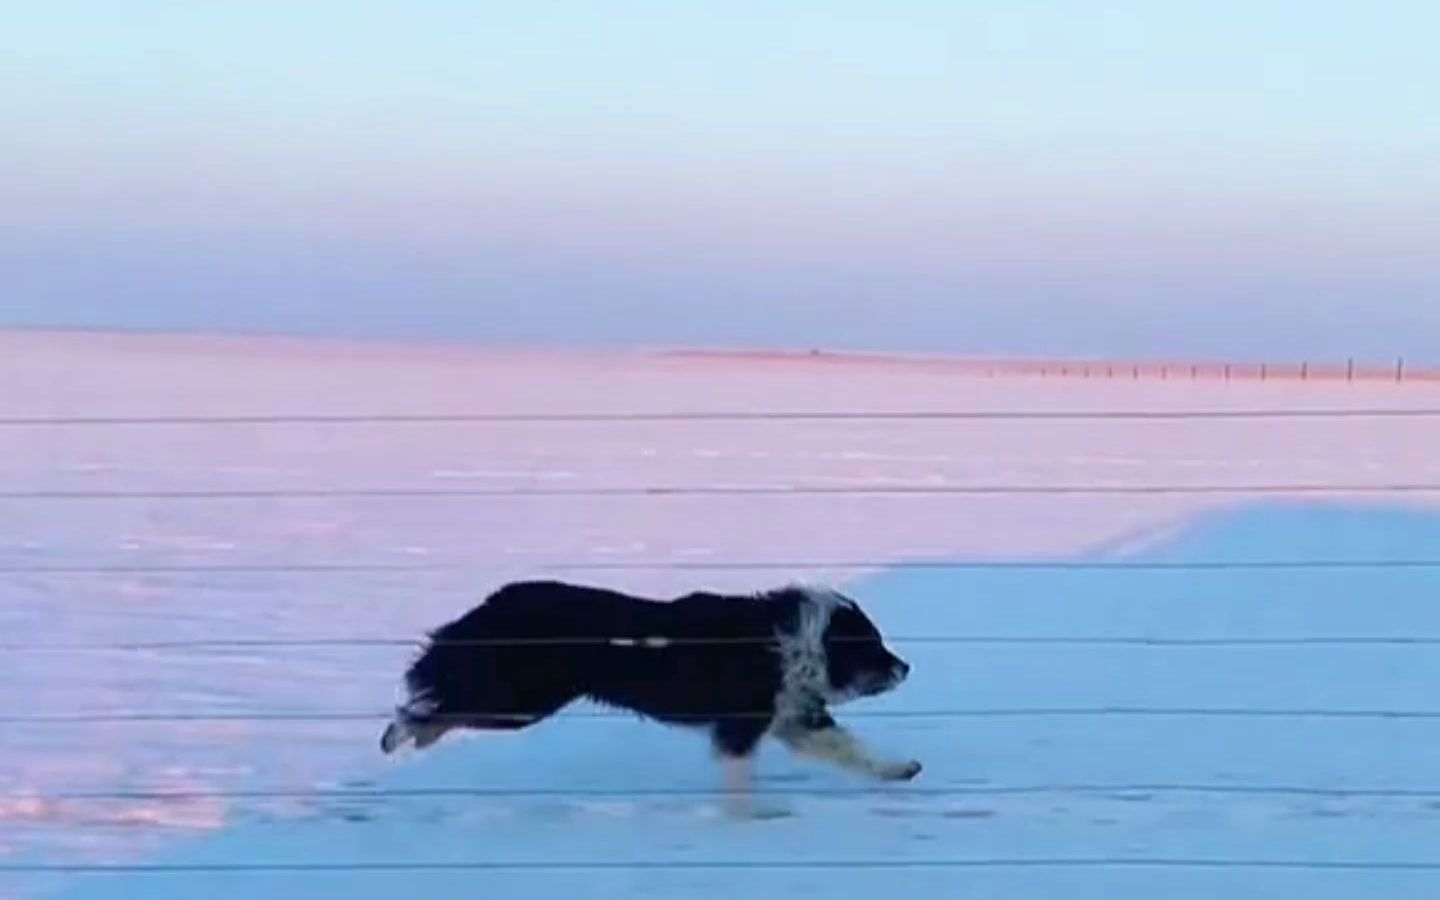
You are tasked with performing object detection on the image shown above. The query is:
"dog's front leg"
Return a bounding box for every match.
[775,713,921,781]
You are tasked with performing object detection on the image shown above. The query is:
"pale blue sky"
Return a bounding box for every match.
[4,1,1438,359]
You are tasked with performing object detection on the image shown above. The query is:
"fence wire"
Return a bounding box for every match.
[4,406,1440,426]
[4,481,1440,500]
[8,857,1440,874]
[7,706,1440,725]
[9,401,1440,882]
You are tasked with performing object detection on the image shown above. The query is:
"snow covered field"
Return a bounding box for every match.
[4,332,1440,899]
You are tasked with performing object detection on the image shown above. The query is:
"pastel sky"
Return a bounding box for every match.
[4,1,1438,359]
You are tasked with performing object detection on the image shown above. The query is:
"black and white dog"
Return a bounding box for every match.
[380,580,920,813]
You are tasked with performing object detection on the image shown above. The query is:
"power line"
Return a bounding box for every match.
[9,635,1440,653]
[0,562,443,574]
[9,707,1440,724]
[23,782,1440,803]
[7,857,1440,874]
[549,557,1440,572]
[8,557,1440,575]
[5,407,1440,427]
[4,482,1440,500]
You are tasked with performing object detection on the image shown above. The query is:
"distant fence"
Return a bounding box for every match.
[984,358,1425,383]
[667,350,1435,383]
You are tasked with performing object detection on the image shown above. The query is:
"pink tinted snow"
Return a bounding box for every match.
[4,331,1440,583]
[3,329,1440,866]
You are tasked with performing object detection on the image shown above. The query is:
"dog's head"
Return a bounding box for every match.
[817,592,910,703]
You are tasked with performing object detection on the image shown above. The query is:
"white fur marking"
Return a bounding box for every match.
[606,636,672,648]
[380,719,409,754]
[772,585,847,721]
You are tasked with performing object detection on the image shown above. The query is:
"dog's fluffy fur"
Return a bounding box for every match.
[380,580,920,810]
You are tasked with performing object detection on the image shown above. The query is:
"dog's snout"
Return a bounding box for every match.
[893,660,911,682]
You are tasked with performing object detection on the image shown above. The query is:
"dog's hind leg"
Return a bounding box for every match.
[380,703,569,753]
[380,717,429,748]
[381,665,582,754]
[380,716,451,754]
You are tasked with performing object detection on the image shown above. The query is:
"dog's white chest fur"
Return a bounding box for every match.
[771,586,848,723]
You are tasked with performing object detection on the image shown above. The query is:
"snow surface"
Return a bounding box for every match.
[5,333,1440,898]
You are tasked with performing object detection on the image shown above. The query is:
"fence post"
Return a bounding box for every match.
[1300,361,1308,380]
[1260,363,1267,381]
[1346,358,1355,382]
[1396,357,1405,383]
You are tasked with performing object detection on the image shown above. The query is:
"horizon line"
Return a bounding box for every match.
[1,325,1431,381]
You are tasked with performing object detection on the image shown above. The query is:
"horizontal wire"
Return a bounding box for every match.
[6,407,1440,426]
[8,858,1440,874]
[8,558,1429,650]
[8,635,1440,653]
[3,483,1440,500]
[0,562,443,574]
[7,558,1440,575]
[23,782,1440,803]
[10,707,1440,724]
[548,557,1440,572]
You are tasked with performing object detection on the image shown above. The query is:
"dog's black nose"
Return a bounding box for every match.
[894,661,911,680]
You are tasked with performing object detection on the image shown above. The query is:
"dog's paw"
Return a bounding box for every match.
[879,760,922,781]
